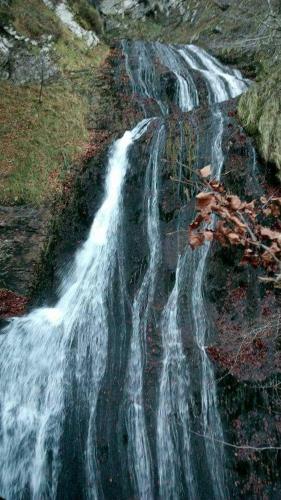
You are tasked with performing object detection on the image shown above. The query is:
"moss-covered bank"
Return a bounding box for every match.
[238,68,281,181]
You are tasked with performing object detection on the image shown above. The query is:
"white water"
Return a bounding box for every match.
[122,40,167,115]
[153,43,199,111]
[125,123,165,499]
[178,45,247,103]
[0,118,152,499]
[0,41,252,500]
[156,44,248,500]
[191,106,227,499]
[157,254,198,500]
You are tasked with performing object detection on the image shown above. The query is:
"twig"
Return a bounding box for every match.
[190,430,281,451]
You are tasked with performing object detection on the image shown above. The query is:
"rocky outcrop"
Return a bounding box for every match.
[0,28,59,84]
[0,0,100,84]
[0,206,49,297]
[99,0,195,18]
[43,0,100,47]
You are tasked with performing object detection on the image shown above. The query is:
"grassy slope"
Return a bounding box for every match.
[0,0,108,205]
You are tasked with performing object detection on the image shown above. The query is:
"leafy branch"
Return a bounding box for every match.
[188,165,281,287]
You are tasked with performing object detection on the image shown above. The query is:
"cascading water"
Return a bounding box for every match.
[124,123,165,499]
[0,39,254,500]
[122,40,248,499]
[0,118,152,499]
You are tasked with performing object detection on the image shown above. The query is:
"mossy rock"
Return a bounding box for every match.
[239,68,281,181]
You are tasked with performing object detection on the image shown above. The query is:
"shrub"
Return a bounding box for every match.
[68,0,103,35]
[5,0,62,40]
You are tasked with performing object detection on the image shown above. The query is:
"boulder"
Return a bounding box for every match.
[9,47,59,85]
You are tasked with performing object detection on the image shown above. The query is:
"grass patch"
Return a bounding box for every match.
[0,80,88,205]
[0,35,109,205]
[55,27,107,71]
[1,0,62,39]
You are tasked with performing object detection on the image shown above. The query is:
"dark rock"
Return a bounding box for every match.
[0,205,49,296]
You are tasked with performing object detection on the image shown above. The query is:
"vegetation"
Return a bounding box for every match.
[238,68,281,181]
[0,0,62,39]
[188,166,281,287]
[0,80,88,204]
[67,0,104,34]
[0,0,109,205]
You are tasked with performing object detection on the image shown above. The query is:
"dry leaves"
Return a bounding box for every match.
[198,164,212,178]
[188,181,281,286]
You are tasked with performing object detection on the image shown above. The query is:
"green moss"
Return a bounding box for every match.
[239,68,281,179]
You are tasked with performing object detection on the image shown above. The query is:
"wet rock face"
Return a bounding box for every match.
[201,102,281,497]
[109,44,281,498]
[0,206,49,297]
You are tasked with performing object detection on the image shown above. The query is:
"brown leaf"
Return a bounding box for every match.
[259,226,281,242]
[214,231,228,246]
[189,214,204,230]
[227,195,243,211]
[199,164,212,178]
[227,232,241,244]
[189,231,205,249]
[209,180,225,193]
[203,230,213,241]
[214,221,229,246]
[216,220,230,235]
[196,192,216,212]
[261,250,275,266]
[228,215,247,231]
[215,205,232,220]
[271,197,281,206]
[270,203,281,217]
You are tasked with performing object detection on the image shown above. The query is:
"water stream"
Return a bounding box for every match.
[0,41,253,499]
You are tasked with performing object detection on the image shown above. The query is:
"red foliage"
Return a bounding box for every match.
[82,130,110,160]
[188,172,281,284]
[0,289,28,319]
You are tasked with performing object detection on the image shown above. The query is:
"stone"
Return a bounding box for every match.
[0,205,49,297]
[9,48,60,85]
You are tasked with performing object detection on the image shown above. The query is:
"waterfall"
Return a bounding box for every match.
[124,123,165,499]
[157,252,198,500]
[0,40,253,500]
[0,118,152,499]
